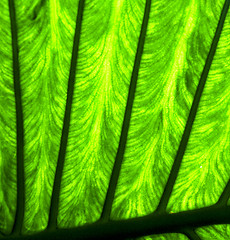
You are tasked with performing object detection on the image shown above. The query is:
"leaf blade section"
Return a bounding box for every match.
[58,0,146,228]
[111,0,228,221]
[168,0,230,214]
[14,0,80,234]
[0,0,17,235]
[8,0,25,235]
[100,0,151,222]
[47,0,85,231]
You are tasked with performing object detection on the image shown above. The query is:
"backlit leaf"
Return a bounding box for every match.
[0,0,229,239]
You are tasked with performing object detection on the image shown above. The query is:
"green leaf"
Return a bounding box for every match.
[0,0,230,239]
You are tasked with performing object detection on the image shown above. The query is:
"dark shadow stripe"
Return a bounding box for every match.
[182,228,201,240]
[2,205,230,240]
[47,0,85,230]
[215,179,230,206]
[155,0,230,213]
[99,0,152,222]
[8,0,25,235]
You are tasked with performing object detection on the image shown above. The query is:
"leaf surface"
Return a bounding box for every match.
[0,0,229,239]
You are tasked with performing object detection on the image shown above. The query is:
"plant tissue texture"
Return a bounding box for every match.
[0,0,230,239]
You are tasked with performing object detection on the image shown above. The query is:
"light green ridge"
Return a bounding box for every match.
[99,0,151,223]
[0,0,230,239]
[58,0,145,228]
[136,232,189,240]
[180,7,230,240]
[47,0,85,231]
[168,1,230,214]
[110,0,226,222]
[196,224,230,239]
[14,0,79,234]
[0,0,17,235]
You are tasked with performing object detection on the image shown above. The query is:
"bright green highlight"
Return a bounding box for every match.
[0,0,230,240]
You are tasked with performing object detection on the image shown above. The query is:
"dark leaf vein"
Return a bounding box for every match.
[155,0,230,214]
[9,0,25,235]
[47,0,85,230]
[99,0,152,222]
